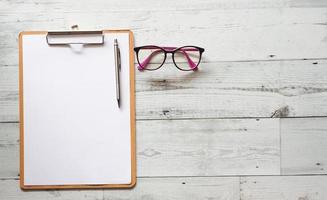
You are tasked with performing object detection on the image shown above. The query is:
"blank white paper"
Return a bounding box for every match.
[22,32,132,185]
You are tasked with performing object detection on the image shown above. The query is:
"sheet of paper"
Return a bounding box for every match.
[22,33,132,185]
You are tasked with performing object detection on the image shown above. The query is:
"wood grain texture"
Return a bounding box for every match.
[1,6,327,67]
[0,66,18,122]
[2,60,327,121]
[137,118,280,176]
[137,60,327,120]
[1,0,327,13]
[280,62,327,118]
[0,123,19,179]
[0,177,240,200]
[103,177,240,200]
[281,118,327,175]
[0,179,103,200]
[0,118,280,178]
[240,175,327,200]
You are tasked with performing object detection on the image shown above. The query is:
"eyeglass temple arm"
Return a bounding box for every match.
[137,47,198,70]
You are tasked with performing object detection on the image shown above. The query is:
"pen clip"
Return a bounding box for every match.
[118,47,121,71]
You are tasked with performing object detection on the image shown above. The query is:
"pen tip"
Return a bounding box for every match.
[117,99,120,108]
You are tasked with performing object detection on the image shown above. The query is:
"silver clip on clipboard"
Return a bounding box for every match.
[46,31,104,45]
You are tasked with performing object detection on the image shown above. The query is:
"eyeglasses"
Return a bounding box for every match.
[134,45,205,71]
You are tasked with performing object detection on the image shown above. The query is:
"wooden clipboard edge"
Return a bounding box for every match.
[19,30,136,190]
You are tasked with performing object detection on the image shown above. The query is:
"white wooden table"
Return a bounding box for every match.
[1,0,327,199]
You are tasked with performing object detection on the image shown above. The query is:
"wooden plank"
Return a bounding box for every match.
[1,7,327,67]
[136,61,282,120]
[137,118,280,176]
[0,118,280,178]
[240,175,327,200]
[0,123,19,179]
[0,179,103,200]
[281,118,327,175]
[2,60,327,121]
[280,62,327,118]
[135,59,327,119]
[0,177,239,200]
[1,0,327,14]
[0,67,18,122]
[104,177,240,200]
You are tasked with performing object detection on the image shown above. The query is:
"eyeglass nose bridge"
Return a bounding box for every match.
[164,50,175,54]
[161,47,177,54]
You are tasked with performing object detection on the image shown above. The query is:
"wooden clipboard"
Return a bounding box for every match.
[19,30,136,189]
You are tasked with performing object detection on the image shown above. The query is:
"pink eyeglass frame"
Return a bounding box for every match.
[134,45,205,71]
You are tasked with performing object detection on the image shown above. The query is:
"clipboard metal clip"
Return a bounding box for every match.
[46,31,104,45]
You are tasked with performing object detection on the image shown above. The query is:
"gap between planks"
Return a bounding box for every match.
[2,174,327,181]
[1,58,327,68]
[3,116,327,124]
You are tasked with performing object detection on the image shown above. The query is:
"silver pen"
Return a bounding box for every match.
[114,39,121,108]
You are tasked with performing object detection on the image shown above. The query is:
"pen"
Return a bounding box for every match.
[114,39,121,108]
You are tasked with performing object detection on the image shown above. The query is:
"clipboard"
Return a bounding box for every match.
[19,30,136,189]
